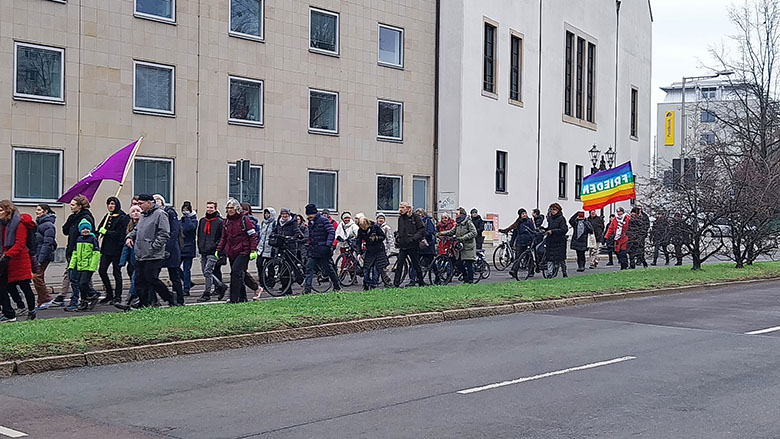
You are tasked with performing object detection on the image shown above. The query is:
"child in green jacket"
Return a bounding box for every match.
[67,219,101,311]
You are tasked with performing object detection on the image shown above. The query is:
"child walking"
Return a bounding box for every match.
[67,219,101,312]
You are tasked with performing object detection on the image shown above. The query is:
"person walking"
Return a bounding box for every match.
[394,202,426,288]
[268,208,302,296]
[545,203,569,278]
[321,209,339,249]
[376,214,395,285]
[436,213,456,256]
[256,207,277,289]
[69,219,102,312]
[605,207,631,270]
[61,196,95,311]
[96,196,130,305]
[604,214,616,265]
[569,211,594,272]
[357,217,389,290]
[122,194,174,309]
[303,204,341,294]
[0,200,38,322]
[501,209,536,278]
[153,194,185,305]
[651,212,671,265]
[670,212,688,266]
[296,214,309,265]
[470,209,485,251]
[216,198,258,303]
[32,204,57,310]
[627,208,648,269]
[438,207,478,283]
[410,208,437,285]
[117,205,141,308]
[180,201,198,296]
[587,211,605,269]
[197,201,227,302]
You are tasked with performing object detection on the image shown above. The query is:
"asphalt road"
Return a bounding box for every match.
[3,280,780,438]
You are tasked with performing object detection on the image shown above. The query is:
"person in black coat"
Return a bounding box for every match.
[154,195,184,305]
[59,196,95,308]
[180,201,198,296]
[394,202,426,288]
[650,212,670,265]
[357,217,390,290]
[545,203,569,278]
[470,209,486,250]
[569,211,594,272]
[304,204,341,294]
[197,202,227,302]
[96,196,130,304]
[32,204,57,308]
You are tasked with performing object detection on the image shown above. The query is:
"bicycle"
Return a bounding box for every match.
[430,238,483,285]
[492,233,515,271]
[260,235,334,296]
[510,233,552,280]
[473,249,491,282]
[334,238,363,287]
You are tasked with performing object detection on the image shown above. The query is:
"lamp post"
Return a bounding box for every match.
[588,144,616,174]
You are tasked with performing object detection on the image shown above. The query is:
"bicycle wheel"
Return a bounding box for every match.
[429,255,453,285]
[476,257,491,281]
[311,263,333,293]
[493,244,512,271]
[335,254,357,286]
[511,251,533,281]
[390,254,408,285]
[261,258,293,297]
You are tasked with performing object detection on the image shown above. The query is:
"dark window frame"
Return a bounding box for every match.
[495,151,507,193]
[574,165,583,200]
[630,87,638,138]
[483,21,497,94]
[509,33,522,102]
[564,31,574,116]
[575,37,585,119]
[558,162,568,199]
[586,42,595,122]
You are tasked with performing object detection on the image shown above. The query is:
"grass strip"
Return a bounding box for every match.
[2,262,779,361]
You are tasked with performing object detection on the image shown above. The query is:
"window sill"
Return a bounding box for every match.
[229,32,265,43]
[229,119,264,128]
[481,90,498,100]
[378,61,404,70]
[629,135,639,142]
[377,136,403,143]
[308,129,339,136]
[561,114,597,131]
[508,99,524,108]
[134,12,176,25]
[309,48,340,57]
[12,199,62,206]
[558,197,568,201]
[495,191,508,195]
[133,109,176,118]
[13,96,65,105]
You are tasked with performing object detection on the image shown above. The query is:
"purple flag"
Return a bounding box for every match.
[58,139,140,203]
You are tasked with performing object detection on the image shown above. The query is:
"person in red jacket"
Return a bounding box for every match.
[216,198,259,303]
[604,206,631,270]
[0,200,37,321]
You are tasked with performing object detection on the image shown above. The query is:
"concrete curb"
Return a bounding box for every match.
[3,276,778,378]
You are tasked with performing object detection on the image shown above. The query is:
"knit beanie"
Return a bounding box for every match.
[305,204,317,215]
[78,218,92,233]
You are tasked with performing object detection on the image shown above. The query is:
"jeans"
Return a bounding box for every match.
[653,243,670,264]
[201,255,218,295]
[135,259,172,307]
[98,253,123,301]
[67,268,82,307]
[394,247,424,287]
[228,254,250,303]
[128,270,136,298]
[304,256,341,293]
[181,257,194,294]
[456,259,474,283]
[32,261,52,306]
[363,263,378,288]
[76,271,98,300]
[575,249,587,270]
[588,247,600,268]
[167,266,184,305]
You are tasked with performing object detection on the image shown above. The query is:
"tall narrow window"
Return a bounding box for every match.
[575,37,585,119]
[495,151,507,193]
[509,33,522,102]
[575,165,583,200]
[13,148,62,202]
[586,42,595,122]
[558,162,568,199]
[564,31,574,116]
[413,177,428,211]
[14,42,64,103]
[630,87,638,138]
[230,0,263,40]
[483,21,497,94]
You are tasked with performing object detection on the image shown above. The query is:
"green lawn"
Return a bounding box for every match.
[2,262,779,362]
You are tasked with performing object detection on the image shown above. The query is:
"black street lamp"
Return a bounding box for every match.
[588,144,601,174]
[588,144,616,174]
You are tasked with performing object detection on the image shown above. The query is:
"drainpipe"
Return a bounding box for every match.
[613,0,621,158]
[433,0,440,215]
[534,0,543,209]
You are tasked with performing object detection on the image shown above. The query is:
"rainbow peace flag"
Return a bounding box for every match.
[580,161,636,211]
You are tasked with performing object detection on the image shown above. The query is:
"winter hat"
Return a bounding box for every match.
[470,208,478,214]
[153,194,166,206]
[137,193,154,202]
[305,204,318,215]
[181,201,193,213]
[78,218,93,233]
[517,208,526,216]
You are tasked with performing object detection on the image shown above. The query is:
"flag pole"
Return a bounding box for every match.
[114,136,143,199]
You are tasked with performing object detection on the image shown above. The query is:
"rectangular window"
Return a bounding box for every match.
[230,0,263,40]
[413,177,428,211]
[564,31,574,116]
[700,132,716,145]
[378,24,403,68]
[483,21,497,94]
[586,42,595,122]
[228,163,263,208]
[309,89,338,134]
[377,175,402,212]
[377,99,403,141]
[575,37,585,119]
[12,148,62,202]
[495,151,507,193]
[558,162,567,199]
[574,165,583,200]
[310,7,339,56]
[700,87,716,100]
[229,76,263,126]
[308,170,337,211]
[701,110,716,123]
[135,0,174,22]
[134,157,173,203]
[509,33,522,102]
[630,87,638,138]
[134,61,174,115]
[14,42,64,103]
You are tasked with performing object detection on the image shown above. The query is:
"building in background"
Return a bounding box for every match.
[437,0,652,229]
[1,0,436,250]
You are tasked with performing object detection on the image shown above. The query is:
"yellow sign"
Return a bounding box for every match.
[664,111,675,146]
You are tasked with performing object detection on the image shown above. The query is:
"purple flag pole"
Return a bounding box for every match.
[57,137,142,204]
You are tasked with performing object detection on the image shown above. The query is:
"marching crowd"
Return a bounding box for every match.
[0,194,692,322]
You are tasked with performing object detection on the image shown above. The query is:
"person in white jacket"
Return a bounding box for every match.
[335,211,359,250]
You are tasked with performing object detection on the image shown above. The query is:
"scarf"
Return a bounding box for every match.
[0,212,21,249]
[456,215,466,224]
[576,220,586,238]
[615,214,627,240]
[204,212,219,235]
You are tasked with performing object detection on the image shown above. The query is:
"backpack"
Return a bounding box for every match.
[25,223,37,255]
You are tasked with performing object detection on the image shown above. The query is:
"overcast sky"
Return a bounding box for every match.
[651,0,736,134]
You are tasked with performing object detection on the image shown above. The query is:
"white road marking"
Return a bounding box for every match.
[457,356,637,395]
[745,326,780,335]
[0,426,27,438]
